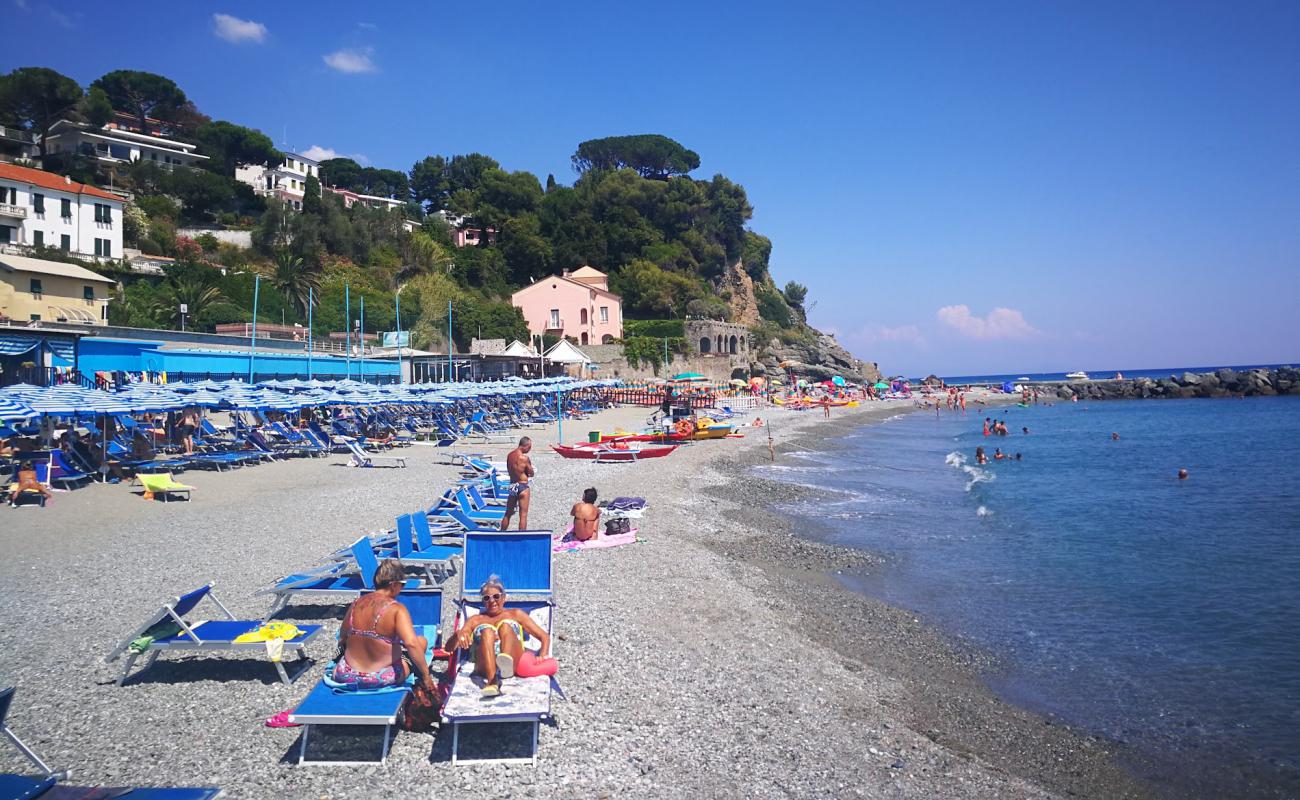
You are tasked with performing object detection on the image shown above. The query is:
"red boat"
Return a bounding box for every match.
[551,442,680,461]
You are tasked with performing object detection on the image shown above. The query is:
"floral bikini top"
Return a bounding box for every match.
[345,597,397,645]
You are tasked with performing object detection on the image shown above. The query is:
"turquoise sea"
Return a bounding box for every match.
[757,395,1300,798]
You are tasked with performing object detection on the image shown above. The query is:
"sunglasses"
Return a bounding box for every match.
[482,592,502,601]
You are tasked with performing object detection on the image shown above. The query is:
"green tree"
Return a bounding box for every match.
[162,169,235,224]
[194,120,281,176]
[77,85,114,128]
[91,70,187,131]
[319,157,363,190]
[499,212,552,285]
[270,249,321,318]
[571,134,700,180]
[741,231,772,280]
[782,281,807,310]
[303,174,322,214]
[151,272,231,329]
[610,259,704,318]
[0,67,83,159]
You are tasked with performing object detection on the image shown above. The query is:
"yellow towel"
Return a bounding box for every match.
[234,621,304,644]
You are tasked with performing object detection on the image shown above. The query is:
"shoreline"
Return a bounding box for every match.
[694,403,1155,799]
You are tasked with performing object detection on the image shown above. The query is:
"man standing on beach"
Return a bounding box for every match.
[500,437,535,530]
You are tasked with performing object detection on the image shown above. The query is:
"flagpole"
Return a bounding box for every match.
[359,295,366,383]
[344,282,351,380]
[395,291,404,386]
[447,300,453,383]
[307,286,313,380]
[248,274,260,383]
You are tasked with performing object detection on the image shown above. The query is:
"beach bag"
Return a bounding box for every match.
[605,517,631,536]
[399,682,441,732]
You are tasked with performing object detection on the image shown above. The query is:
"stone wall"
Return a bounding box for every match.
[584,342,746,382]
[685,319,752,357]
[177,228,253,249]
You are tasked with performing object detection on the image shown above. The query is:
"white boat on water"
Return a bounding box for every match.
[1066,371,1089,380]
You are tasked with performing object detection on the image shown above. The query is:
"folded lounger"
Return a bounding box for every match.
[441,529,556,765]
[104,585,322,686]
[345,440,406,469]
[288,587,443,765]
[1,686,223,799]
[260,537,424,618]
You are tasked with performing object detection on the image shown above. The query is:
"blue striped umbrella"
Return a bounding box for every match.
[0,396,35,422]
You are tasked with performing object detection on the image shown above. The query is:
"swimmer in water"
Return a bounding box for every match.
[993,448,1005,460]
[1178,468,1188,480]
[1111,432,1120,441]
[975,446,987,465]
[1014,452,1022,461]
[983,418,991,436]
[1022,426,1030,435]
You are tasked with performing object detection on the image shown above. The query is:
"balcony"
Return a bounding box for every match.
[0,203,27,219]
[0,125,35,145]
[544,318,565,332]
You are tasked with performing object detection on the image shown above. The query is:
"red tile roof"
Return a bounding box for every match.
[0,162,121,202]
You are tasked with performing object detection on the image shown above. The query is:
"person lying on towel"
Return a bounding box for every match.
[447,575,553,698]
[334,558,436,692]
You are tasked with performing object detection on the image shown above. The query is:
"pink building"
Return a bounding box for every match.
[511,266,623,346]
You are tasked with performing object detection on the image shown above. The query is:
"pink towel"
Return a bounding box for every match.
[553,529,639,552]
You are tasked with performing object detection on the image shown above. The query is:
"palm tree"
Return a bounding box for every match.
[151,277,229,329]
[270,249,321,318]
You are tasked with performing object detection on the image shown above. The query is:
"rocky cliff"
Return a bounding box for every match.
[1036,366,1299,400]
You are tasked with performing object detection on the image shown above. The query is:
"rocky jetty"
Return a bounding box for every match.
[1036,366,1299,400]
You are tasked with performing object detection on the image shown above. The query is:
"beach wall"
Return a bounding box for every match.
[1039,367,1299,399]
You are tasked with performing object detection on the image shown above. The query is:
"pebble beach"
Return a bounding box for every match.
[0,400,1153,798]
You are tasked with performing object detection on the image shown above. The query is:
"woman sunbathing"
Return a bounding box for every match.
[334,559,435,691]
[9,460,54,506]
[447,575,552,697]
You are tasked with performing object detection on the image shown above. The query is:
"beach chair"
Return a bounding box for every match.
[139,472,194,502]
[261,537,424,618]
[47,449,94,489]
[441,530,556,765]
[104,585,323,686]
[1,686,222,799]
[345,439,407,468]
[394,513,462,582]
[288,587,443,765]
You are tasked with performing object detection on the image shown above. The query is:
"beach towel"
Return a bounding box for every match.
[553,524,640,552]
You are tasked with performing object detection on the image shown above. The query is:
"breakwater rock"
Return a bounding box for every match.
[1038,367,1300,400]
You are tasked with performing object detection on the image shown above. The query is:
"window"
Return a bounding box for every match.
[32,193,44,214]
[29,314,40,321]
[549,309,560,327]
[94,238,111,257]
[60,234,70,251]
[94,203,113,224]
[580,308,588,325]
[0,226,11,244]
[101,304,107,320]
[83,285,95,301]
[61,198,71,219]
[33,231,43,247]
[29,278,43,295]
[600,306,609,323]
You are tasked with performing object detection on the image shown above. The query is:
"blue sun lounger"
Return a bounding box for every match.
[1,686,223,798]
[261,538,424,618]
[104,584,323,686]
[394,513,462,582]
[288,587,443,765]
[441,529,556,765]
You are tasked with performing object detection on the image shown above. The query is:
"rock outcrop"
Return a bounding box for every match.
[754,332,882,384]
[1035,366,1298,400]
[719,258,761,326]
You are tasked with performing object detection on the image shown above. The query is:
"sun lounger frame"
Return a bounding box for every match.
[105,584,322,686]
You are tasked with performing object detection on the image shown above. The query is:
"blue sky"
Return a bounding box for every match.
[10,0,1299,375]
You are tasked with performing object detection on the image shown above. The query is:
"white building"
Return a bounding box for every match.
[324,186,404,211]
[42,119,208,174]
[0,163,123,261]
[235,152,319,211]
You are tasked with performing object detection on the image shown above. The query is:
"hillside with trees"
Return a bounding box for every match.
[0,66,844,372]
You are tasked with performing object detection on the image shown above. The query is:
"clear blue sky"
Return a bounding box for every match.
[10,0,1299,375]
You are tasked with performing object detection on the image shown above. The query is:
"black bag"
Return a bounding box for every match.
[605,517,631,536]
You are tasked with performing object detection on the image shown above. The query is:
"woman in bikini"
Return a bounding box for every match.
[447,575,551,697]
[334,559,435,691]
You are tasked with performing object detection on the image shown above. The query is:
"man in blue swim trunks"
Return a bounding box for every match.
[500,436,534,530]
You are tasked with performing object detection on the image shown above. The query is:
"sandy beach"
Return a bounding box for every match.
[0,399,1152,798]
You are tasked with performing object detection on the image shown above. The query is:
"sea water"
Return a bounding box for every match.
[758,397,1300,796]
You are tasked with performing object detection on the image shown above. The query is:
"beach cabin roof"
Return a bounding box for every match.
[502,339,539,357]
[544,339,590,364]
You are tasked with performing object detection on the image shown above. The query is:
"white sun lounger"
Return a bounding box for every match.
[441,529,556,765]
[345,440,407,468]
